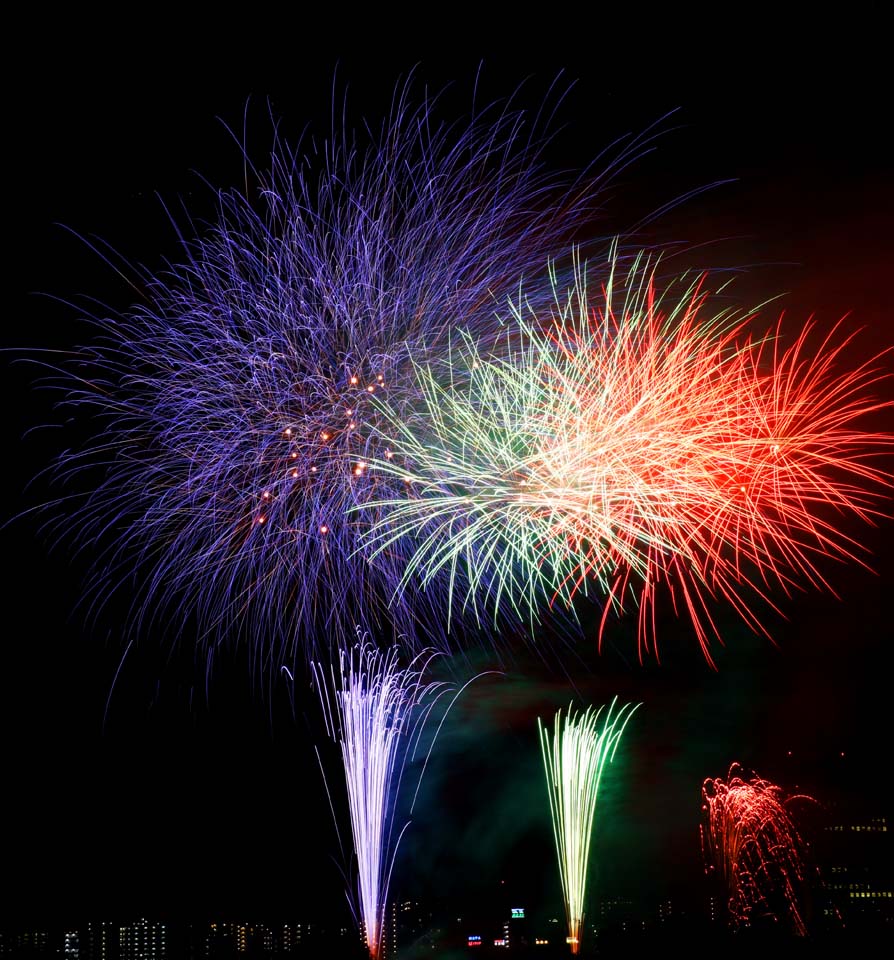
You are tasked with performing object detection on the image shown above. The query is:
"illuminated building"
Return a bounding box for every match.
[385,899,433,958]
[203,921,235,957]
[119,918,165,959]
[820,811,892,932]
[203,921,276,957]
[278,923,306,954]
[503,906,529,952]
[594,896,637,935]
[1,930,50,956]
[64,930,80,958]
[84,923,116,960]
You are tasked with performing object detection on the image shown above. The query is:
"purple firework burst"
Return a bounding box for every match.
[40,76,659,671]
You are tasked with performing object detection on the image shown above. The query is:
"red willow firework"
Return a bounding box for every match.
[701,763,815,934]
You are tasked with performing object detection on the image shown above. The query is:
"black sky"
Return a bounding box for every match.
[4,23,892,928]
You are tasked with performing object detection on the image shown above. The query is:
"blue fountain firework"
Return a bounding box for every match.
[313,641,454,958]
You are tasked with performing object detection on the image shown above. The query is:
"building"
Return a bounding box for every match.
[84,923,117,960]
[818,810,892,933]
[385,899,437,957]
[0,930,51,956]
[64,930,80,958]
[277,923,307,955]
[119,918,166,960]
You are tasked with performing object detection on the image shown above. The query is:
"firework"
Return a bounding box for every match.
[361,250,891,662]
[538,698,640,954]
[42,78,650,667]
[313,642,452,959]
[701,763,814,934]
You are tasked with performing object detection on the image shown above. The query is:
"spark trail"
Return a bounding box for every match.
[538,698,640,954]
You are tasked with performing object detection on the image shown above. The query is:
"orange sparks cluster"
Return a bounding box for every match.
[252,371,388,533]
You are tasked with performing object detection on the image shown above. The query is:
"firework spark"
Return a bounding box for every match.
[361,250,891,662]
[313,642,452,959]
[701,763,814,935]
[41,78,651,668]
[538,698,640,954]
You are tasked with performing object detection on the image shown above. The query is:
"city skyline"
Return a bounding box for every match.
[3,828,891,958]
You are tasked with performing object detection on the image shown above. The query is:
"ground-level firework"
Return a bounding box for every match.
[701,763,814,935]
[538,698,640,954]
[362,249,891,664]
[313,643,453,959]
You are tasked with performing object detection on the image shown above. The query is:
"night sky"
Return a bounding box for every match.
[4,23,892,931]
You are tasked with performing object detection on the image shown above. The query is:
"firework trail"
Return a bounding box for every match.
[41,77,657,668]
[313,642,455,959]
[538,698,640,954]
[361,250,891,663]
[701,763,814,935]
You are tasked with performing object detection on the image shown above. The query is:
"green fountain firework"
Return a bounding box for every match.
[538,698,640,954]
